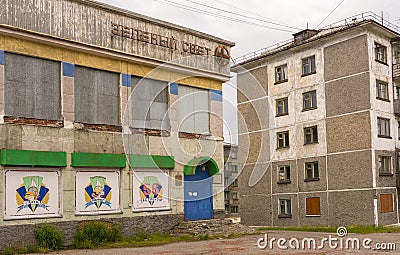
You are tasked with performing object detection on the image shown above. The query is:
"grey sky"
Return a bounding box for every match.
[96,0,400,144]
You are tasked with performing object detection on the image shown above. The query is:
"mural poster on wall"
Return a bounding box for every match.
[75,170,121,215]
[132,170,170,212]
[4,170,60,219]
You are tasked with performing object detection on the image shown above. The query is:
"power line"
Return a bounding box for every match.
[181,0,300,30]
[316,0,345,29]
[212,0,300,30]
[153,0,297,32]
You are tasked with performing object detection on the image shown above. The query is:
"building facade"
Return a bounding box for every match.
[223,143,240,218]
[0,0,234,247]
[234,14,400,227]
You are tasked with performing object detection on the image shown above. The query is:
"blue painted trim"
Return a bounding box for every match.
[0,51,4,65]
[169,82,178,95]
[62,62,75,77]
[122,74,132,87]
[210,90,223,102]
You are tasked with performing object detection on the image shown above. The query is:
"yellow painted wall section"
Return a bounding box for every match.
[0,34,222,90]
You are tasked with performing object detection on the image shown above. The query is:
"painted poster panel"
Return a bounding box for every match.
[132,170,170,212]
[75,170,121,215]
[4,170,60,219]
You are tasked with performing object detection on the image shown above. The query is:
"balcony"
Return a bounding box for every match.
[394,99,400,115]
[394,63,400,81]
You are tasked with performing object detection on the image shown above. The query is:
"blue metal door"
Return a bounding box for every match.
[184,165,213,220]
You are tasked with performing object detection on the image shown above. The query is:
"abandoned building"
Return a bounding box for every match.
[233,12,400,227]
[223,143,240,218]
[0,0,234,247]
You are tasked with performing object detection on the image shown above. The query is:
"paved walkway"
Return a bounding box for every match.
[45,231,399,255]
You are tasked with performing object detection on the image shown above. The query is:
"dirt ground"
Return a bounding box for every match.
[45,231,399,255]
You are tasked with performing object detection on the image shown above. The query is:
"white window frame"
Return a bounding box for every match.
[278,165,290,182]
[302,55,316,76]
[277,131,290,149]
[278,198,292,215]
[377,117,391,138]
[303,90,317,110]
[375,43,387,63]
[376,80,389,101]
[275,64,288,83]
[379,156,393,175]
[305,162,319,180]
[276,97,289,116]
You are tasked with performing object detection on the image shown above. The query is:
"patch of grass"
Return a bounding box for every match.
[73,221,122,249]
[103,231,245,249]
[257,225,400,234]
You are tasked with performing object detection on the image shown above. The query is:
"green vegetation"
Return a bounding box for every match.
[34,223,63,250]
[257,225,400,234]
[73,221,122,249]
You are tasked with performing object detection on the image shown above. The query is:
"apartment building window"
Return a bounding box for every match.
[305,162,319,181]
[379,156,392,175]
[377,117,391,138]
[306,197,321,216]
[231,206,239,213]
[232,192,238,200]
[278,199,292,217]
[396,86,400,99]
[302,55,316,76]
[224,191,229,201]
[380,194,394,213]
[398,121,400,139]
[304,126,318,145]
[278,165,290,183]
[276,97,289,116]
[275,64,288,84]
[376,80,389,101]
[231,179,238,187]
[277,131,290,149]
[375,43,387,64]
[303,90,317,111]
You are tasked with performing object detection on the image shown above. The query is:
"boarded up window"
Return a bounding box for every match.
[4,53,61,120]
[75,66,120,126]
[129,77,169,130]
[178,85,209,134]
[380,194,394,213]
[306,197,320,216]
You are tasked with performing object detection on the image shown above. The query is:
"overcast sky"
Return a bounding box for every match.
[97,0,400,144]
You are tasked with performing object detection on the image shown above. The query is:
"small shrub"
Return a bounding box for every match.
[73,221,122,249]
[34,224,63,250]
[26,244,38,253]
[3,246,17,255]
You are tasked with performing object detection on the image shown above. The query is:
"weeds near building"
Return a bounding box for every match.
[34,223,63,250]
[73,221,122,249]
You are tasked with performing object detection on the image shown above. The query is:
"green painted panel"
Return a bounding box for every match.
[184,157,219,176]
[72,152,126,168]
[0,149,67,167]
[129,154,175,169]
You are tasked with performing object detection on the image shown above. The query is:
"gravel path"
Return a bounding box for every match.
[44,231,399,255]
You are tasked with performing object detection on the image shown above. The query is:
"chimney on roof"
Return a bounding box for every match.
[293,29,319,44]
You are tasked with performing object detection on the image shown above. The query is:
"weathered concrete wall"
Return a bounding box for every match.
[327,150,373,190]
[324,35,369,81]
[0,0,233,75]
[0,214,181,249]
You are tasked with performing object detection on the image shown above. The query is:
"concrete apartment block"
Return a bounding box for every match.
[233,16,400,227]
